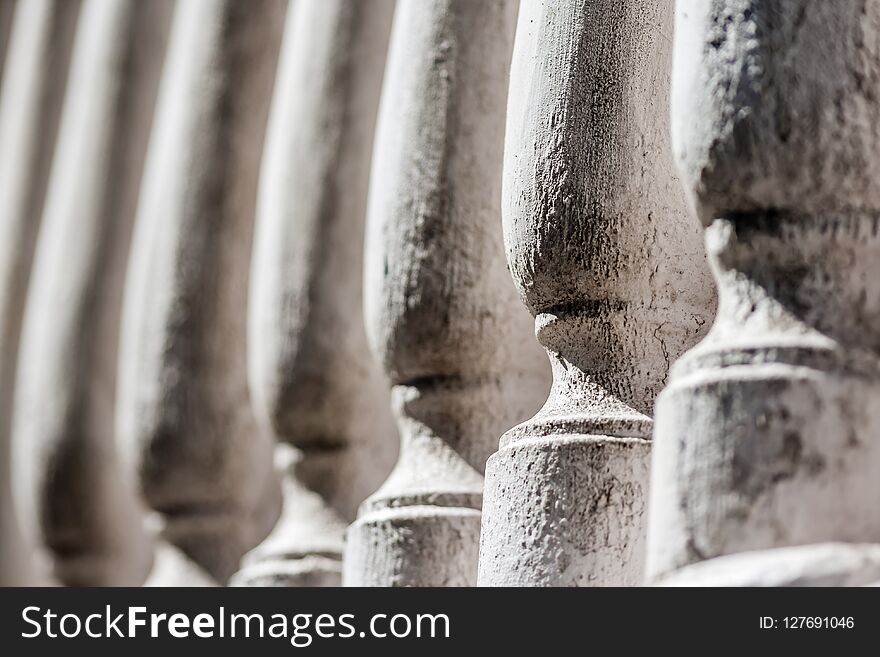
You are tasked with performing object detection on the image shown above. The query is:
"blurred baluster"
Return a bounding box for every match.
[230,0,397,587]
[0,0,81,587]
[117,0,287,584]
[13,0,173,587]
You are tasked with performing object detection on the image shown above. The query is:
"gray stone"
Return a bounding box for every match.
[344,0,550,587]
[116,0,286,584]
[478,0,715,586]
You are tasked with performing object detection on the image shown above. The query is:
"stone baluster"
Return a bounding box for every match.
[12,0,173,587]
[229,0,397,588]
[477,0,716,586]
[116,0,286,585]
[0,0,81,587]
[647,0,880,587]
[344,0,550,587]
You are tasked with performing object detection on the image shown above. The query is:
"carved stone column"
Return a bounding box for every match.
[647,0,880,587]
[477,0,715,586]
[344,0,549,587]
[12,0,172,586]
[0,0,80,587]
[229,0,396,588]
[117,0,286,584]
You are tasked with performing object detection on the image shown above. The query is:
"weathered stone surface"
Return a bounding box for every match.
[478,0,715,586]
[230,0,396,588]
[0,0,81,587]
[647,0,880,583]
[344,0,550,587]
[671,0,880,226]
[13,0,172,587]
[116,0,286,584]
[481,436,651,586]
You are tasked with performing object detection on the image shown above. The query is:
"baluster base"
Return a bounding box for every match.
[231,556,341,587]
[228,445,346,587]
[478,435,650,586]
[343,506,481,587]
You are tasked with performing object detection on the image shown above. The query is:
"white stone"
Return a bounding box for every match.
[0,0,81,587]
[478,0,715,586]
[344,0,550,587]
[658,543,880,588]
[647,0,880,584]
[116,0,286,584]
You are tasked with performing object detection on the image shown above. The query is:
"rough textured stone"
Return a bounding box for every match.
[0,0,81,587]
[478,0,715,586]
[116,0,286,584]
[344,0,550,587]
[230,0,396,588]
[647,0,880,584]
[13,0,172,587]
[671,0,880,226]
